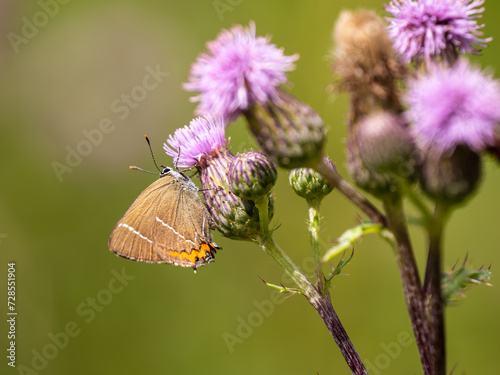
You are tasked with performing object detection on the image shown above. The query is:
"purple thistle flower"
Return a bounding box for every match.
[407,59,500,154]
[163,116,226,168]
[386,0,491,63]
[184,21,299,122]
[163,116,273,241]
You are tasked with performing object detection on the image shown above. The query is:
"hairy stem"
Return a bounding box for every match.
[308,199,324,293]
[256,235,367,375]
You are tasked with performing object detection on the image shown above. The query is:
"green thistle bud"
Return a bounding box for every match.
[289,158,334,203]
[419,145,481,205]
[228,151,278,201]
[244,88,326,169]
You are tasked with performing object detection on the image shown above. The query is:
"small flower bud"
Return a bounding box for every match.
[289,158,334,202]
[356,111,416,179]
[201,150,274,241]
[228,151,278,201]
[244,88,326,169]
[419,145,482,205]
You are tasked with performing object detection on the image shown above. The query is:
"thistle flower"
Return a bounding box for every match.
[185,22,325,169]
[184,22,298,122]
[164,116,226,167]
[164,116,272,241]
[229,151,277,201]
[332,9,404,112]
[386,0,491,64]
[407,60,500,155]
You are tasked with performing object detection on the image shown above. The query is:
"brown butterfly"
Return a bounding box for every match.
[108,164,221,272]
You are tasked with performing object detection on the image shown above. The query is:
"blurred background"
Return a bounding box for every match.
[1,0,499,373]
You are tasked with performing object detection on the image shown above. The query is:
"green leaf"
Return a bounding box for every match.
[441,263,492,305]
[258,276,303,296]
[324,251,354,289]
[321,222,388,264]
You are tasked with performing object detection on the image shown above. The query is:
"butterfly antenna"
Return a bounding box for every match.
[129,166,157,175]
[175,146,181,171]
[144,135,161,172]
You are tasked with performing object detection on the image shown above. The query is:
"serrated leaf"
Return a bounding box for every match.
[442,264,492,305]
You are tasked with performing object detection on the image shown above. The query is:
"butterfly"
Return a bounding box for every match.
[108,138,220,272]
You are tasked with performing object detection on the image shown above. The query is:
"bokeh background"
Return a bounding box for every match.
[1,0,499,374]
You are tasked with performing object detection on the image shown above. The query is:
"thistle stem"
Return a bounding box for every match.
[256,235,367,375]
[382,195,432,375]
[423,203,448,375]
[314,157,387,226]
[308,199,324,292]
[253,192,365,374]
[254,195,271,239]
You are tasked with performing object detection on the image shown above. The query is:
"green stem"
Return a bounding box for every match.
[423,203,449,375]
[253,197,366,374]
[256,235,367,375]
[308,199,324,293]
[383,195,432,375]
[401,183,432,225]
[254,195,271,240]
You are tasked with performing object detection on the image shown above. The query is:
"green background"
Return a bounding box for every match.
[1,0,499,374]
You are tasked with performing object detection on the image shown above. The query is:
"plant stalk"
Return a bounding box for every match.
[383,195,432,375]
[308,199,324,293]
[314,157,387,226]
[423,204,448,375]
[256,235,367,375]
[254,194,366,374]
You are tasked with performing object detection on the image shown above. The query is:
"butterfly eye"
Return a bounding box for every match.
[160,167,172,176]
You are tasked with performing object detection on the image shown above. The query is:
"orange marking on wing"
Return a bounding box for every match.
[167,245,212,264]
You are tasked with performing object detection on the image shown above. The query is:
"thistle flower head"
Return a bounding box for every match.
[200,151,271,241]
[184,22,299,122]
[163,116,226,168]
[331,9,405,114]
[386,0,491,63]
[164,116,271,241]
[407,60,500,154]
[229,151,277,201]
[244,89,326,169]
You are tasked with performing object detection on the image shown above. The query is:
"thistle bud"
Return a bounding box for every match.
[228,151,278,201]
[244,88,326,169]
[201,150,274,241]
[347,124,396,197]
[289,158,334,203]
[419,146,481,205]
[356,111,416,180]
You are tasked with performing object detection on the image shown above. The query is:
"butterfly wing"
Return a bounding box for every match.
[109,174,220,269]
[153,183,219,268]
[109,176,171,263]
